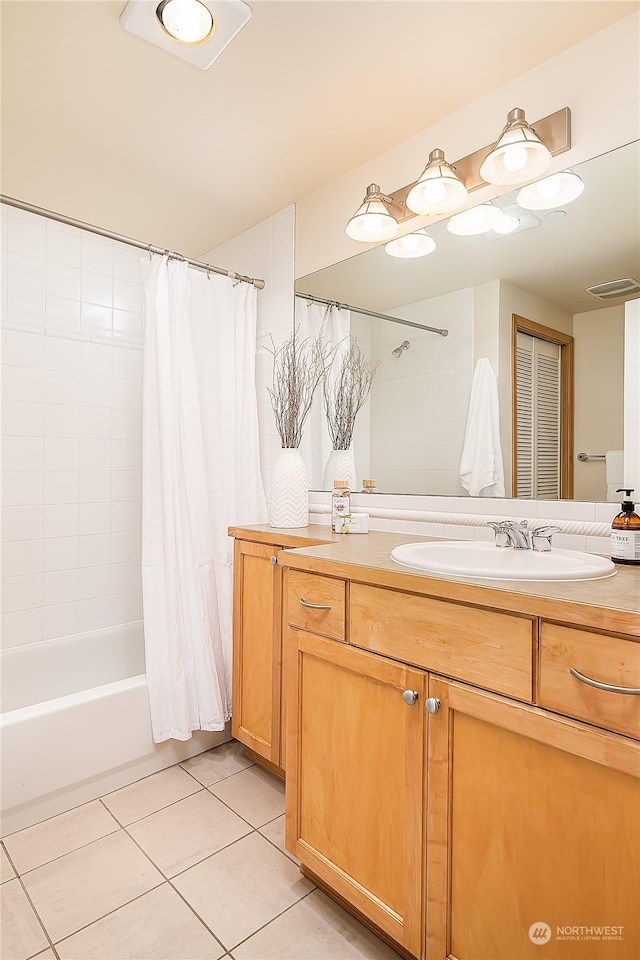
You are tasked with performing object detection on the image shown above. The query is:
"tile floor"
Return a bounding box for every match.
[1,741,401,960]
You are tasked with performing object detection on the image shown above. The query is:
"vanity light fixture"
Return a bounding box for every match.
[120,0,251,69]
[491,213,521,235]
[384,228,436,259]
[517,170,585,210]
[406,149,468,216]
[345,184,401,243]
[446,203,504,236]
[479,108,553,186]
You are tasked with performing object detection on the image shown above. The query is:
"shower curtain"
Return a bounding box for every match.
[142,256,267,743]
[297,300,350,488]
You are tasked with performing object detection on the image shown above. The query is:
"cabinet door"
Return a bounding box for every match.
[426,676,640,960]
[232,539,283,765]
[285,631,427,958]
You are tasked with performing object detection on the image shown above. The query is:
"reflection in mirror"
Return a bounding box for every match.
[295,141,640,501]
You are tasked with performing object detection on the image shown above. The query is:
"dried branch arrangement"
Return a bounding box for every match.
[324,336,381,451]
[267,327,333,448]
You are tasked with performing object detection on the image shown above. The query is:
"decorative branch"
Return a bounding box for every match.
[324,337,380,451]
[267,327,333,448]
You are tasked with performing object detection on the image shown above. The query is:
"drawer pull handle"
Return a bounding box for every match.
[402,690,419,706]
[569,668,640,696]
[270,555,278,565]
[299,597,332,611]
[425,697,442,714]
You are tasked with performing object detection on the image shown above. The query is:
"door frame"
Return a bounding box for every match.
[511,314,574,498]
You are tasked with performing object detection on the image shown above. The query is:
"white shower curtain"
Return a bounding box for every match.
[142,256,267,743]
[297,299,350,488]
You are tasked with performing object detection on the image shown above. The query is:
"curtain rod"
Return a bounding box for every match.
[295,292,448,337]
[0,195,265,290]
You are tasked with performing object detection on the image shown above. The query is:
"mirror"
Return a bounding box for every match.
[295,141,639,500]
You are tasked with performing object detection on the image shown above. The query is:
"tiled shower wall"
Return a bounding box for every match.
[0,203,144,649]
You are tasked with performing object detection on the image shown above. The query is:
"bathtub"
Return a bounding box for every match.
[0,623,230,837]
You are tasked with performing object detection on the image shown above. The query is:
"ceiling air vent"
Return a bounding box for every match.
[586,278,640,301]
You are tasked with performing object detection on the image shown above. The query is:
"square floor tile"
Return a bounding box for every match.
[101,765,202,826]
[3,800,119,874]
[1,844,16,883]
[173,832,313,950]
[127,790,251,878]
[0,878,49,960]
[208,764,285,828]
[21,831,163,943]
[233,889,403,959]
[180,740,254,787]
[31,952,56,959]
[258,815,299,865]
[56,883,225,960]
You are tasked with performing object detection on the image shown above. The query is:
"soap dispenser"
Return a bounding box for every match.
[611,489,640,565]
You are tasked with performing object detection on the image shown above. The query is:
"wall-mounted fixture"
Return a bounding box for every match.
[517,171,584,210]
[446,203,504,236]
[392,340,411,358]
[479,108,552,185]
[385,228,436,259]
[120,0,251,69]
[345,107,571,242]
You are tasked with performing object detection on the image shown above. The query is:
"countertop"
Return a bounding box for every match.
[229,524,640,636]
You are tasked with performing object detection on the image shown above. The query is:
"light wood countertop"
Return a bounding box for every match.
[230,524,640,637]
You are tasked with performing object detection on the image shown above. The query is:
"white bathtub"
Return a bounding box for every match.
[0,623,229,837]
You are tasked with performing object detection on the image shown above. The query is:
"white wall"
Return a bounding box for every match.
[200,206,295,504]
[624,299,640,495]
[1,203,143,649]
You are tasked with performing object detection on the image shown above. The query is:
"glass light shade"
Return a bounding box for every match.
[406,149,468,216]
[156,0,214,43]
[480,109,552,185]
[517,171,585,210]
[346,185,399,242]
[492,213,521,235]
[385,229,436,259]
[447,203,504,236]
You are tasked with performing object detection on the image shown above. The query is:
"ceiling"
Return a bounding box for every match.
[1,1,637,257]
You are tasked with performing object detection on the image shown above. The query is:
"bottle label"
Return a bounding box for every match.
[611,531,640,561]
[333,495,350,516]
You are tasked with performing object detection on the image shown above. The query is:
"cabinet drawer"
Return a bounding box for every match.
[287,570,346,642]
[350,582,534,701]
[540,623,640,739]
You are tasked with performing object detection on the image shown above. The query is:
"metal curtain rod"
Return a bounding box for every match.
[295,292,448,337]
[0,195,265,290]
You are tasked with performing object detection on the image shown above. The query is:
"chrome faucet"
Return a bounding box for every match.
[488,520,561,552]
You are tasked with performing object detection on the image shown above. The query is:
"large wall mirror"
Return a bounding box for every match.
[295,140,639,501]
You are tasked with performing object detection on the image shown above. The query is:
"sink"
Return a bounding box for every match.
[390,541,616,582]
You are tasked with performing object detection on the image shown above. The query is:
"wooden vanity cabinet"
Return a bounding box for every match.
[426,676,640,960]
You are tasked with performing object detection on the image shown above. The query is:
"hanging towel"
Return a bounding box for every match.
[459,358,505,497]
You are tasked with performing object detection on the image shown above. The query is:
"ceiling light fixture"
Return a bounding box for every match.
[345,184,400,243]
[385,229,436,259]
[406,149,468,216]
[479,108,553,185]
[120,0,251,70]
[491,213,521,235]
[517,170,585,210]
[447,203,504,236]
[156,0,214,43]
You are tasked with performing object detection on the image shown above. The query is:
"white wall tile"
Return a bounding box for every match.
[8,217,46,259]
[4,331,45,368]
[113,309,143,341]
[79,407,111,440]
[77,597,110,633]
[79,374,111,408]
[1,437,44,471]
[111,561,142,596]
[111,408,141,440]
[45,336,80,372]
[43,536,78,572]
[44,438,79,471]
[113,278,142,313]
[46,262,81,300]
[8,252,46,293]
[45,369,80,405]
[79,471,111,503]
[1,573,42,612]
[2,400,44,437]
[6,286,45,329]
[78,533,111,568]
[46,228,82,268]
[1,505,43,541]
[81,238,113,276]
[43,601,78,640]
[1,471,43,506]
[81,270,112,307]
[79,502,112,536]
[43,404,79,438]
[81,302,113,337]
[111,471,141,502]
[111,439,141,471]
[1,540,43,578]
[45,295,81,335]
[113,245,143,282]
[112,347,142,381]
[80,341,113,377]
[111,378,141,410]
[44,569,78,606]
[111,500,141,533]
[110,530,141,563]
[78,565,111,601]
[1,608,42,647]
[110,592,142,625]
[44,504,79,539]
[79,438,111,470]
[2,366,45,403]
[44,470,79,504]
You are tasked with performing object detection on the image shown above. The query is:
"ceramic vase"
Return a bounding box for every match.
[269,447,309,528]
[322,447,357,492]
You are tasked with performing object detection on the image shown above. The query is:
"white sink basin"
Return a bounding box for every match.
[390,541,616,582]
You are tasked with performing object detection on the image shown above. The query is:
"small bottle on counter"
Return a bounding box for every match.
[331,480,351,526]
[611,488,640,565]
[361,479,377,494]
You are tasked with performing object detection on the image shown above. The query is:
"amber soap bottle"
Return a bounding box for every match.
[611,488,640,565]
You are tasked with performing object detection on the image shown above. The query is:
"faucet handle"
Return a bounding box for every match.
[530,525,561,552]
[487,520,511,548]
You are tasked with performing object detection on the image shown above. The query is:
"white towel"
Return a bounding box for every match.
[459,358,505,497]
[605,449,624,486]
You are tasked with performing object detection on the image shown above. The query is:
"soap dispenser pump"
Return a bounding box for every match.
[611,489,640,565]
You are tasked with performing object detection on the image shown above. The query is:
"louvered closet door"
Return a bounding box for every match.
[515,332,561,498]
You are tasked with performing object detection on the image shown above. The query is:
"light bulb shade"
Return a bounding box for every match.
[346,184,399,242]
[406,149,468,215]
[491,213,521,235]
[385,229,436,259]
[516,171,585,210]
[156,0,215,43]
[447,203,504,236]
[479,108,552,185]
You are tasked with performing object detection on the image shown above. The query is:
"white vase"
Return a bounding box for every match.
[269,448,309,528]
[322,447,357,492]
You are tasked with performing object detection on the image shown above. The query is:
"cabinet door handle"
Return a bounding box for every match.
[425,697,442,714]
[402,690,419,706]
[299,597,332,611]
[569,667,640,696]
[270,555,278,565]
